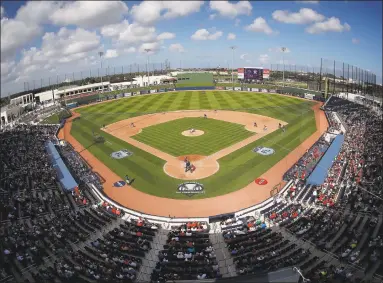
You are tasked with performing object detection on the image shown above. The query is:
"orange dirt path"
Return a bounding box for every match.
[103,110,286,180]
[60,102,327,218]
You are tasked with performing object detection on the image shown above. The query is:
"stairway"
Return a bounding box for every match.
[136,227,169,282]
[209,233,237,278]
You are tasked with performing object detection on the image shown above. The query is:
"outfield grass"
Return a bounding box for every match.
[72,91,317,199]
[133,117,254,156]
[41,109,71,124]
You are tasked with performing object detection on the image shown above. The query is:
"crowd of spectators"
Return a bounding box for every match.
[1,93,382,283]
[57,142,104,191]
[283,135,330,181]
[151,222,220,282]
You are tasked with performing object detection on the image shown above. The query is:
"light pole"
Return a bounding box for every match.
[281,47,286,88]
[98,51,104,101]
[144,49,151,87]
[230,46,236,90]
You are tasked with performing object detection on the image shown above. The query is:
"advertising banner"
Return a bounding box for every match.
[263,69,270,79]
[159,89,165,92]
[237,68,244,80]
[269,89,276,93]
[244,68,263,80]
[261,89,268,93]
[251,88,259,92]
[305,93,315,100]
[226,87,233,90]
[234,87,242,91]
[150,89,157,93]
[140,90,148,95]
[247,88,251,92]
[216,86,225,90]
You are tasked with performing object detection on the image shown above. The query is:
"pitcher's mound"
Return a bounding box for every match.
[164,155,219,180]
[182,129,204,137]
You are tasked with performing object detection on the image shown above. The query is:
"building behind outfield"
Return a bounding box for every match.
[176,72,214,87]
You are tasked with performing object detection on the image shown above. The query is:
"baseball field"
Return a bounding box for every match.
[68,91,318,201]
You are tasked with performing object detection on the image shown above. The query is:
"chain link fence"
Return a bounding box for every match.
[4,58,382,103]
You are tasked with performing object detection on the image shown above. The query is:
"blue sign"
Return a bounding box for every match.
[159,89,165,92]
[113,181,126,187]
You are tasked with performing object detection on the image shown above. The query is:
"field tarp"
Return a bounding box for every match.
[306,134,344,186]
[45,141,78,192]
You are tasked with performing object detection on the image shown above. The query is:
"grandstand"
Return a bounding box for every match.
[1,86,382,283]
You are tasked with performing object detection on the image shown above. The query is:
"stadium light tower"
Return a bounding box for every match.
[145,49,151,87]
[281,47,286,87]
[98,51,104,101]
[230,46,237,90]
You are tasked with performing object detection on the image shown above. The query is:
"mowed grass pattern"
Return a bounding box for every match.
[72,91,317,199]
[133,117,254,156]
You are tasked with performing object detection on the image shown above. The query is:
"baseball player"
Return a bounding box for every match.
[263,125,268,131]
[204,114,207,119]
[254,122,257,127]
[131,122,135,128]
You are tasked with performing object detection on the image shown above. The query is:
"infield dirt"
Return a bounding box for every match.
[61,102,327,217]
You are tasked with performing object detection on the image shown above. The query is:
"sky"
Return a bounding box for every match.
[1,0,382,96]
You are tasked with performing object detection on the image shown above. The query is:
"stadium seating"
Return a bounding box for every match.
[0,93,382,283]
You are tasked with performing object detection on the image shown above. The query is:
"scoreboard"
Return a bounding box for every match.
[238,67,264,80]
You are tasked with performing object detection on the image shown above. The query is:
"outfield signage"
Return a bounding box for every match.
[110,149,133,159]
[269,89,276,93]
[177,182,205,197]
[305,93,315,100]
[226,87,233,90]
[140,90,148,94]
[253,146,275,155]
[216,86,225,90]
[150,89,157,94]
[261,89,269,93]
[234,87,242,91]
[159,89,165,92]
[124,93,132,97]
[252,88,259,92]
[247,88,251,92]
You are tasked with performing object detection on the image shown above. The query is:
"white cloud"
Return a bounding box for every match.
[15,2,56,25]
[272,8,325,24]
[209,13,216,20]
[235,18,241,27]
[11,27,101,82]
[131,1,204,26]
[49,1,129,28]
[105,49,119,59]
[259,54,269,64]
[0,6,4,18]
[240,53,248,60]
[138,42,161,54]
[1,17,42,60]
[352,38,360,44]
[245,17,274,35]
[296,1,320,4]
[191,28,223,40]
[101,20,156,45]
[169,43,185,53]
[124,47,136,53]
[227,33,236,40]
[306,17,351,34]
[209,1,252,18]
[157,32,176,40]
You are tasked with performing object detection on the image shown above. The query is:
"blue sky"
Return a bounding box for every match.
[1,1,382,96]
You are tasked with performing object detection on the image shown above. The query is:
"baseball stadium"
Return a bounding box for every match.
[1,1,383,283]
